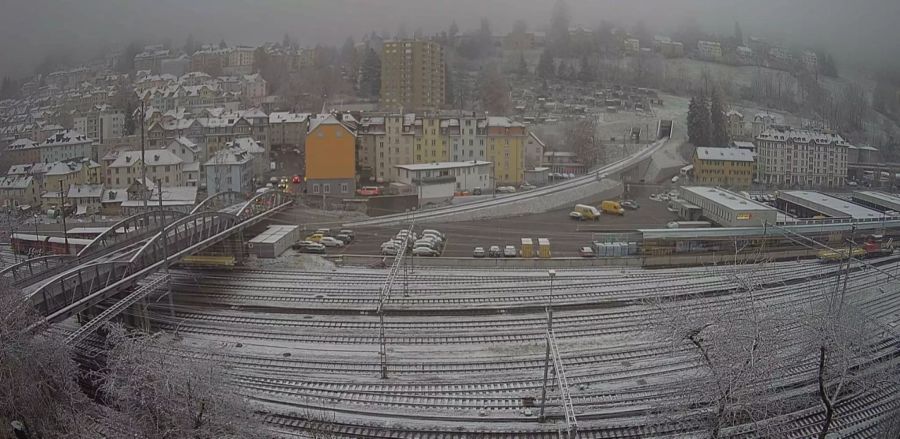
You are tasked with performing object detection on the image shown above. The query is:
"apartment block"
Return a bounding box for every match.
[73,106,125,143]
[380,40,446,110]
[755,127,849,187]
[692,147,755,189]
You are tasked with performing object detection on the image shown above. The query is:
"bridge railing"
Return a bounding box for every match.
[27,192,293,326]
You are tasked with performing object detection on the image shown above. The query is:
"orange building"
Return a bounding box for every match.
[305,115,357,197]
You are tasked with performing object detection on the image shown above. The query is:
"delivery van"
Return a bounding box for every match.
[600,200,625,216]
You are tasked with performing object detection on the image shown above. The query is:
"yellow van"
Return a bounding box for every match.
[305,233,325,242]
[601,200,625,216]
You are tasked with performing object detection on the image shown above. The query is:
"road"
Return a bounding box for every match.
[328,185,678,258]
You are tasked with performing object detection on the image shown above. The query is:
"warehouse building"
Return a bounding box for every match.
[776,190,882,220]
[680,186,779,227]
[248,225,300,258]
[851,191,900,214]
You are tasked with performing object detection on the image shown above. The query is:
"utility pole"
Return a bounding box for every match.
[158,179,174,317]
[33,212,41,256]
[59,181,70,256]
[539,269,557,421]
[140,100,147,210]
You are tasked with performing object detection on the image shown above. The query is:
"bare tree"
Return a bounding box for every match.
[95,325,265,439]
[801,278,900,439]
[646,265,801,438]
[0,285,94,438]
[565,118,598,167]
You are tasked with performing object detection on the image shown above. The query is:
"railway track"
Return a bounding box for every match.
[63,256,900,437]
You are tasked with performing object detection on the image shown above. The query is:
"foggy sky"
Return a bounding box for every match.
[1,0,899,78]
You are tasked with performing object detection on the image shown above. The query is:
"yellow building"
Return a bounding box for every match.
[486,117,527,185]
[305,115,357,197]
[381,40,445,110]
[416,115,448,163]
[692,147,755,189]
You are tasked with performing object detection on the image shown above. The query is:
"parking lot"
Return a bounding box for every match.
[326,185,677,258]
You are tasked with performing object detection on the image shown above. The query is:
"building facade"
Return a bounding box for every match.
[73,106,125,143]
[39,130,96,164]
[380,40,446,110]
[305,115,357,197]
[692,147,755,189]
[103,149,184,188]
[755,128,850,187]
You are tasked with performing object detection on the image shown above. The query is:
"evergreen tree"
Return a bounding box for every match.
[478,64,511,114]
[283,33,291,48]
[710,90,730,146]
[734,21,744,46]
[688,94,711,147]
[537,50,555,80]
[359,47,381,98]
[549,0,571,55]
[219,39,227,49]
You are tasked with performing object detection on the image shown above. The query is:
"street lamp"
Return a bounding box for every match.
[547,269,557,331]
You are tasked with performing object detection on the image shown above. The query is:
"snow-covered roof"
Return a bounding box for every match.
[227,137,265,154]
[45,161,86,176]
[757,128,850,146]
[67,184,105,199]
[169,136,198,152]
[102,189,128,204]
[0,175,33,189]
[395,161,492,171]
[269,112,309,124]
[9,138,37,150]
[204,149,253,166]
[42,129,92,146]
[308,114,354,135]
[695,147,754,162]
[108,150,183,168]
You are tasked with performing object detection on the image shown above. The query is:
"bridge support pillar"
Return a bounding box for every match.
[128,299,152,333]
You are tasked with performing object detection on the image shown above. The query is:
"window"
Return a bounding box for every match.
[341,183,349,193]
[312,184,320,194]
[323,184,331,194]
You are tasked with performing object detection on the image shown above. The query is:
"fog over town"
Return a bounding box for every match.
[2,1,900,438]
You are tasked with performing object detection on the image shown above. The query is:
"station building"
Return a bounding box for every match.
[680,186,779,227]
[851,191,900,214]
[776,190,882,220]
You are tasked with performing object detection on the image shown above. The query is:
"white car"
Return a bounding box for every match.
[319,237,344,247]
[382,246,400,256]
[421,229,445,239]
[503,245,517,257]
[412,246,439,257]
[414,239,440,249]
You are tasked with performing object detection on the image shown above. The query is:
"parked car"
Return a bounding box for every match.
[621,200,639,210]
[520,183,536,191]
[382,246,400,256]
[356,186,382,196]
[472,187,483,195]
[291,240,317,250]
[569,211,585,221]
[414,240,440,250]
[299,243,326,254]
[315,228,331,236]
[305,233,325,242]
[319,237,344,247]
[291,175,302,184]
[473,247,486,258]
[339,229,355,239]
[489,245,503,257]
[421,229,445,239]
[503,245,517,257]
[336,233,353,244]
[419,234,444,245]
[381,240,402,249]
[412,247,440,257]
[579,246,595,257]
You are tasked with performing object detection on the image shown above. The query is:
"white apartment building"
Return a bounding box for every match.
[39,130,97,163]
[73,106,125,143]
[697,40,723,60]
[104,149,184,188]
[755,127,850,188]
